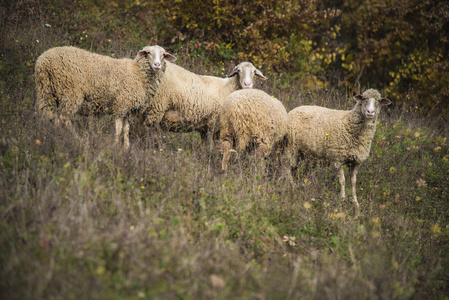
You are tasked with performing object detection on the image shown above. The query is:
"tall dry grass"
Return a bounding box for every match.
[1,1,448,299]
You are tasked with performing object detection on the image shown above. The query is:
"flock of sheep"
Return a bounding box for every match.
[34,44,391,211]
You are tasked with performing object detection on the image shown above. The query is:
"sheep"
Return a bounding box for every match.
[285,88,391,210]
[141,61,267,153]
[35,45,176,149]
[219,89,288,171]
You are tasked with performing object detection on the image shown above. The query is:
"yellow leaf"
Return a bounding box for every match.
[96,265,105,275]
[431,223,441,235]
[336,212,346,219]
[304,201,311,210]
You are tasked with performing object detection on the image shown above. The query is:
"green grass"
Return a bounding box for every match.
[1,3,449,299]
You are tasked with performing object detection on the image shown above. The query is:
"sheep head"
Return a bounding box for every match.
[137,45,177,71]
[228,62,267,89]
[353,89,391,120]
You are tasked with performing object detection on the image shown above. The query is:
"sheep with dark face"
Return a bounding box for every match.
[285,89,391,210]
[141,61,266,153]
[35,45,176,149]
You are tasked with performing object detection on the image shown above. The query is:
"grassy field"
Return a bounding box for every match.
[1,3,449,300]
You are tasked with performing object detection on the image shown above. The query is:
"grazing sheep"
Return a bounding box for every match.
[142,61,267,152]
[35,45,176,149]
[286,89,391,210]
[220,89,287,171]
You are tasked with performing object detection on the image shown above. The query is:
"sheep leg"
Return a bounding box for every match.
[221,140,232,171]
[212,130,220,153]
[123,116,130,150]
[349,164,360,210]
[115,118,123,146]
[255,142,270,174]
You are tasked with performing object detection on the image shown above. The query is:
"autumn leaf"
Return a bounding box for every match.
[96,265,105,275]
[416,178,427,188]
[431,223,441,235]
[210,274,225,289]
[336,212,346,219]
[303,201,311,210]
[282,235,296,246]
[377,140,387,147]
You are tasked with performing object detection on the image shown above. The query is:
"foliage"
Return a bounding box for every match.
[322,0,449,113]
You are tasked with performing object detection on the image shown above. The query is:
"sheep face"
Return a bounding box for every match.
[228,62,267,89]
[137,45,177,71]
[353,89,391,119]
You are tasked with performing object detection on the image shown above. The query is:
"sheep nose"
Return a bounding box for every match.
[244,81,252,87]
[154,62,161,68]
[367,109,374,114]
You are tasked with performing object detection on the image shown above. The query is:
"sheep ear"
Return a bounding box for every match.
[228,67,239,77]
[353,94,364,102]
[163,52,177,62]
[380,98,391,106]
[138,50,148,57]
[255,69,267,80]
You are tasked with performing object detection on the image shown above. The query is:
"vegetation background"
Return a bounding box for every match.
[1,0,448,299]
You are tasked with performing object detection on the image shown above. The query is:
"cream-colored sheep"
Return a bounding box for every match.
[35,45,176,149]
[142,61,266,152]
[286,89,391,210]
[220,89,287,171]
